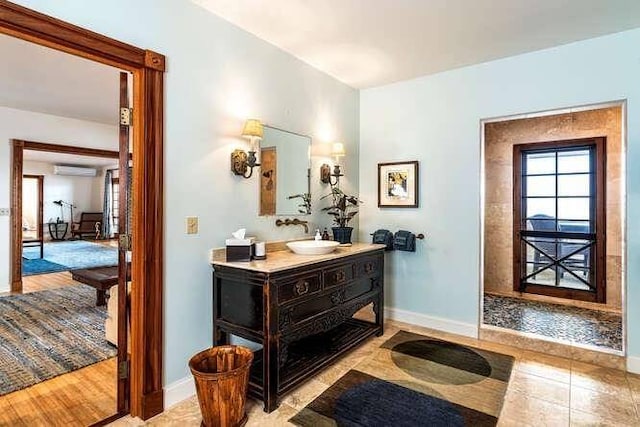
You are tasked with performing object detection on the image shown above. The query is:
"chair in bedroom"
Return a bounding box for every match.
[71,212,103,239]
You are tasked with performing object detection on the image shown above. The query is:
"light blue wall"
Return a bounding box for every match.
[11,0,359,385]
[359,29,640,359]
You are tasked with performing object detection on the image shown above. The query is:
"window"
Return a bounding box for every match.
[513,138,606,303]
[111,177,119,232]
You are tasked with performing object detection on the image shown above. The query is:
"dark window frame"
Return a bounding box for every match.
[512,137,607,303]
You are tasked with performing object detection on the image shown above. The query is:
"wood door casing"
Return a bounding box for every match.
[2,1,165,420]
[11,141,120,290]
[117,71,131,413]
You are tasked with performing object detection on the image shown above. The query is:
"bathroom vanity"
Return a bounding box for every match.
[211,243,385,412]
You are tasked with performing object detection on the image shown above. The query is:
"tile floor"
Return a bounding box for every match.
[110,319,640,427]
[483,294,623,351]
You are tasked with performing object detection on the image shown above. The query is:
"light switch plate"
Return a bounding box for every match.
[0,208,9,216]
[186,216,198,234]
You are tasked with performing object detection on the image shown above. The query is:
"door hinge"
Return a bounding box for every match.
[118,360,130,379]
[119,233,132,251]
[120,107,132,126]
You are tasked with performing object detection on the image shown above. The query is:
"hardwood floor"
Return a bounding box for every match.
[21,271,79,294]
[0,270,117,425]
[0,358,116,426]
[0,271,79,297]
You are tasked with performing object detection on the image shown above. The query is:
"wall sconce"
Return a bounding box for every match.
[231,118,263,179]
[320,142,346,186]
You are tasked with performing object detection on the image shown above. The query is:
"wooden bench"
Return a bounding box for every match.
[71,263,130,306]
[71,212,103,239]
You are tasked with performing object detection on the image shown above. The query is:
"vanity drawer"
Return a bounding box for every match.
[277,272,322,304]
[324,263,355,288]
[355,256,382,279]
[344,278,375,302]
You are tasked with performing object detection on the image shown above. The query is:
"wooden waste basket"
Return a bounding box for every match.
[189,345,254,427]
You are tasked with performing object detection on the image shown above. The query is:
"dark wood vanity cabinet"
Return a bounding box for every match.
[212,247,384,412]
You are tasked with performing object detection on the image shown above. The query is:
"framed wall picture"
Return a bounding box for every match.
[378,161,419,208]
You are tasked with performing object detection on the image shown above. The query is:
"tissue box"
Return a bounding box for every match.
[226,237,255,262]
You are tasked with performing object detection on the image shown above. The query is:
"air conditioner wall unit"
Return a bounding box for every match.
[53,165,98,177]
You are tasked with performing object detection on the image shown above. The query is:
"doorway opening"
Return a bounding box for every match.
[480,103,625,356]
[1,2,164,423]
[21,174,44,257]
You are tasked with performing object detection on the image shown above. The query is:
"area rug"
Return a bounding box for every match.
[22,240,117,273]
[0,285,116,396]
[290,330,514,427]
[22,258,69,276]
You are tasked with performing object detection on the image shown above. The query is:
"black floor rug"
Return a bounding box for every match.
[290,330,514,426]
[0,285,116,396]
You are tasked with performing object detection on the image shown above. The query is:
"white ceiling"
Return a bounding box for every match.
[0,34,121,125]
[24,150,118,168]
[194,0,640,88]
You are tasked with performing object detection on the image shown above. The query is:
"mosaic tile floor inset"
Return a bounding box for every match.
[483,294,622,351]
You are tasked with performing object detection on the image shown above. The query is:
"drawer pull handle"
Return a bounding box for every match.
[335,270,346,283]
[364,262,374,273]
[295,281,309,295]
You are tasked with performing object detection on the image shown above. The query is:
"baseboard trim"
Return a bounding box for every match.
[164,375,195,410]
[628,355,640,374]
[384,307,478,338]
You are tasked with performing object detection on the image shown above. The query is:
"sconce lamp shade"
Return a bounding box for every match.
[242,119,264,138]
[331,142,346,157]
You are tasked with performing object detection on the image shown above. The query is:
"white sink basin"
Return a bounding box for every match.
[286,240,340,255]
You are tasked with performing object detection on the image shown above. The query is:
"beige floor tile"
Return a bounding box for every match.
[480,327,572,358]
[516,350,572,383]
[336,345,375,367]
[475,339,524,359]
[108,416,145,426]
[570,385,637,425]
[570,409,639,427]
[570,361,631,398]
[627,373,640,403]
[314,360,353,386]
[509,370,570,406]
[569,347,626,371]
[146,397,201,426]
[246,401,297,427]
[280,379,329,411]
[499,390,570,427]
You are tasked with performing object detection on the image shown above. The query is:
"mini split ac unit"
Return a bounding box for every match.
[53,165,98,177]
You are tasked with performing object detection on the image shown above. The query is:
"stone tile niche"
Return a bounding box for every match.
[483,106,623,311]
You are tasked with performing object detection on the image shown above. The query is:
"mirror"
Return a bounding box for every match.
[259,125,311,216]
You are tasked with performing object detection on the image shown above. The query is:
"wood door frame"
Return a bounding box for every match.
[2,1,165,421]
[512,137,606,303]
[12,141,120,289]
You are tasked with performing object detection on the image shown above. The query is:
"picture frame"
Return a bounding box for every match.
[378,161,419,208]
